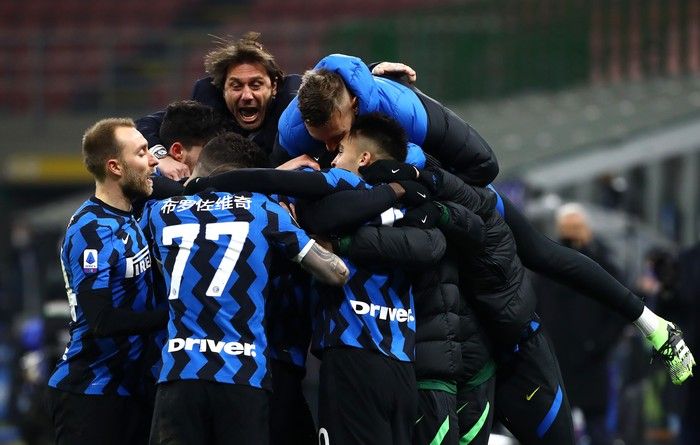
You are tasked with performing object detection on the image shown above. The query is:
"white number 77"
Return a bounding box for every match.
[162,222,250,299]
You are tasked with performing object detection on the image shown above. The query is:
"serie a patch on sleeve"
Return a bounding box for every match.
[83,249,98,273]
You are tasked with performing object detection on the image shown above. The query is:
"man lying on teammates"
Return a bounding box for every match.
[141,133,350,445]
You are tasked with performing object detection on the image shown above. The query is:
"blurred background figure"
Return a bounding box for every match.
[535,203,626,445]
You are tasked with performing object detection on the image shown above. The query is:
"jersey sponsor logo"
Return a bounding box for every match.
[120,233,130,244]
[82,249,98,273]
[125,245,151,278]
[349,300,415,322]
[168,337,257,357]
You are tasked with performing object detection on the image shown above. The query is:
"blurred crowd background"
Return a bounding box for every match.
[0,1,698,444]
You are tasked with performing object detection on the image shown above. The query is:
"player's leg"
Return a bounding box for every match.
[47,387,147,445]
[456,376,495,445]
[149,381,211,445]
[317,348,399,445]
[414,386,458,445]
[269,359,316,445]
[210,382,270,445]
[495,327,575,445]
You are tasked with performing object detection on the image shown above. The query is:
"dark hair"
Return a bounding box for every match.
[348,113,407,162]
[204,32,283,91]
[298,69,348,126]
[196,132,270,175]
[82,117,135,181]
[159,100,220,149]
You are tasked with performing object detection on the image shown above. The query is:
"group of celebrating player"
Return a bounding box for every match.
[46,32,696,445]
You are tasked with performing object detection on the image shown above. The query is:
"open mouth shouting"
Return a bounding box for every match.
[237,105,260,128]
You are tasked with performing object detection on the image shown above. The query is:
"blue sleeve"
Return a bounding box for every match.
[67,223,115,294]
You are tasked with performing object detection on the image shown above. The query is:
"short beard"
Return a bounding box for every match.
[121,170,151,202]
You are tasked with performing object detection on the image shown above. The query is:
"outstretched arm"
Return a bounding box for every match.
[188,168,345,199]
[296,184,403,235]
[336,226,446,269]
[502,196,644,321]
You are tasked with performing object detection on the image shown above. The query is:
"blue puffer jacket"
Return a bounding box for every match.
[277,54,428,167]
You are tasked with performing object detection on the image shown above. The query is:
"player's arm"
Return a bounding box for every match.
[296,183,404,235]
[501,195,645,321]
[333,225,446,269]
[73,225,167,337]
[186,168,340,199]
[264,199,349,286]
[297,242,350,286]
[78,289,168,338]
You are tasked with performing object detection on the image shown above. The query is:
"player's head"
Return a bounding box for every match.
[331,113,407,175]
[204,32,282,131]
[82,118,158,200]
[159,100,220,171]
[298,68,358,152]
[191,132,270,178]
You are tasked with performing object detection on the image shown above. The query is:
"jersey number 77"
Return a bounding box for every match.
[162,222,250,299]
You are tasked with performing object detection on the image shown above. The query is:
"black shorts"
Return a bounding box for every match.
[495,328,575,445]
[269,359,316,445]
[456,376,495,445]
[414,385,458,445]
[149,380,269,445]
[46,387,149,445]
[318,347,417,445]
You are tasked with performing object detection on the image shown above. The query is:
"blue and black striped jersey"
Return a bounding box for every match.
[312,260,416,362]
[49,197,153,395]
[141,191,314,390]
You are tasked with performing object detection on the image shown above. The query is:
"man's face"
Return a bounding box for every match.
[223,62,277,131]
[306,89,356,152]
[115,127,158,200]
[557,213,592,250]
[331,134,370,175]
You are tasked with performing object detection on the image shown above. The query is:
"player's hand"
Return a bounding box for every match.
[417,167,443,195]
[396,201,444,229]
[371,62,417,84]
[183,176,212,195]
[359,160,419,185]
[156,156,190,181]
[396,180,431,207]
[276,154,320,171]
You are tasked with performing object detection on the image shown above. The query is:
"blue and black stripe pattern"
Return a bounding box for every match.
[312,260,416,362]
[142,191,313,390]
[49,197,153,395]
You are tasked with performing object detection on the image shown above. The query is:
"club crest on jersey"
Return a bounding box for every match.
[83,249,98,273]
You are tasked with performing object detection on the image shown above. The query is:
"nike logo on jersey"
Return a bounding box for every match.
[417,192,427,198]
[121,234,130,244]
[526,386,540,401]
[391,169,400,174]
[421,216,428,224]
